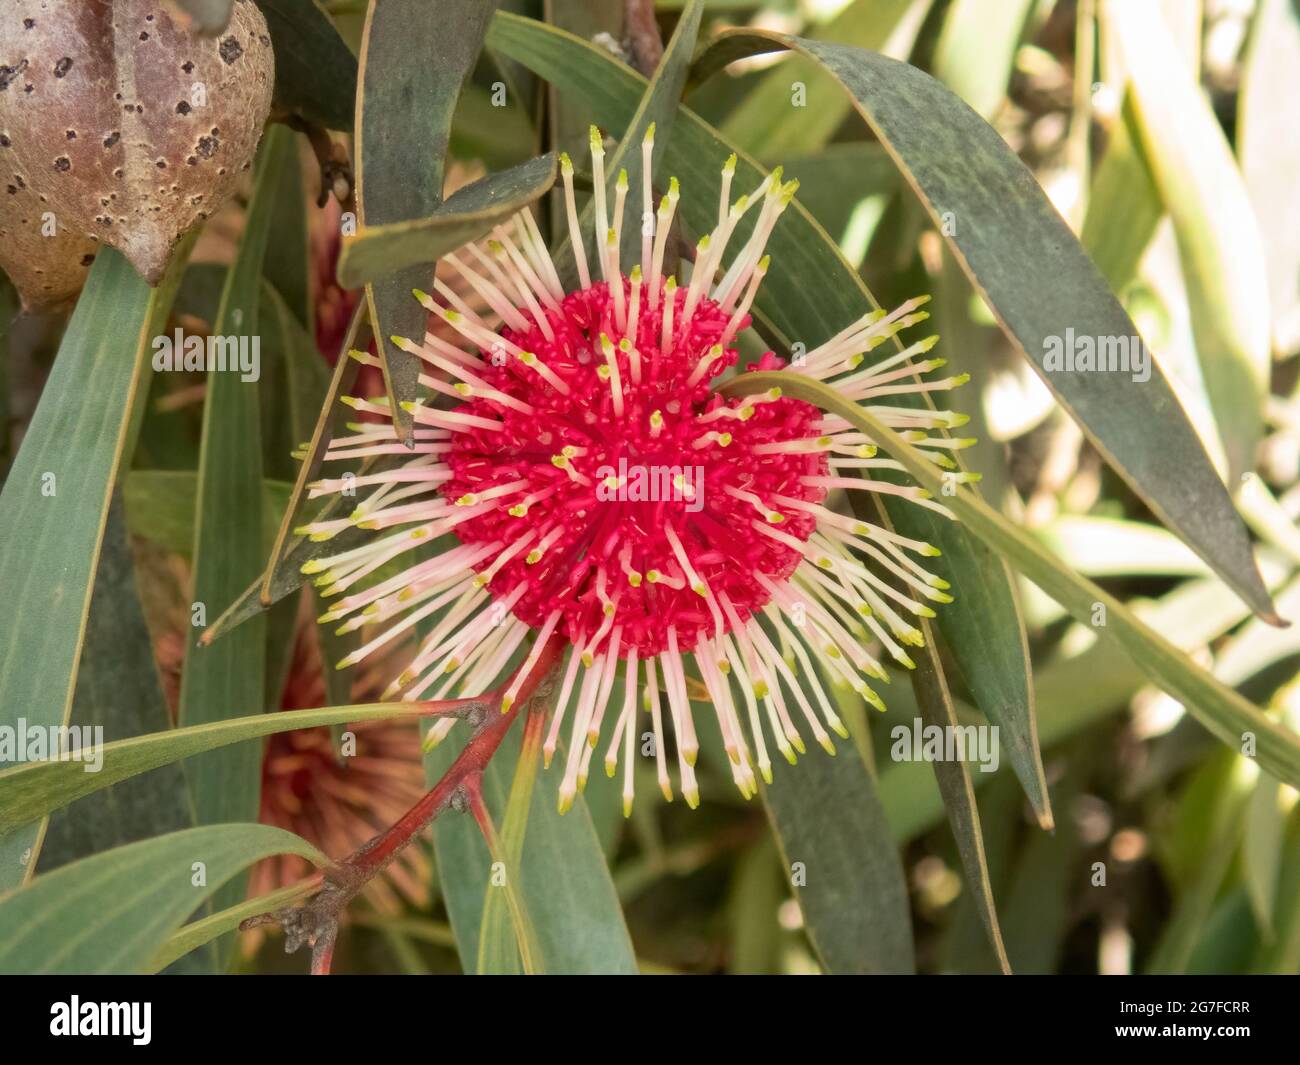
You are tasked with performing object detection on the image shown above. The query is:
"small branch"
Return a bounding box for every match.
[283,116,356,210]
[241,632,567,974]
[624,0,665,76]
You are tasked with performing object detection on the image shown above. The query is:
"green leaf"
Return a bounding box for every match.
[1239,0,1300,356]
[723,370,1300,791]
[1244,772,1285,937]
[262,147,313,335]
[38,496,210,973]
[37,498,194,871]
[356,0,500,439]
[256,302,367,610]
[338,153,557,287]
[551,0,706,283]
[692,28,1278,624]
[1037,515,1208,577]
[714,0,931,158]
[908,619,1010,973]
[424,704,637,973]
[0,701,431,835]
[1146,753,1252,973]
[1081,98,1162,294]
[880,559,1296,841]
[476,713,546,974]
[932,0,1035,119]
[124,470,292,557]
[541,0,623,236]
[760,738,915,974]
[1106,0,1271,480]
[0,244,189,892]
[150,878,318,972]
[258,0,359,132]
[178,133,296,927]
[0,825,324,975]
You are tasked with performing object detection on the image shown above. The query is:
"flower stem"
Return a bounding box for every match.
[241,631,567,974]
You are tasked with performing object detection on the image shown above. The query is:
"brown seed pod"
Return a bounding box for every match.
[0,0,273,289]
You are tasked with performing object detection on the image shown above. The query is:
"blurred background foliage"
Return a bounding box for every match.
[2,0,1300,975]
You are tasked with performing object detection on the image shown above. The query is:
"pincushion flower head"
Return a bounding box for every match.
[301,126,974,816]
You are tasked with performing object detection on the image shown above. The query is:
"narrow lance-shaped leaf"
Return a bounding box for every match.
[37,497,195,873]
[715,0,931,159]
[760,736,916,974]
[692,29,1279,624]
[907,617,1011,973]
[0,825,324,975]
[258,0,359,133]
[1238,0,1300,356]
[1105,0,1271,482]
[150,878,318,973]
[867,491,1009,972]
[177,128,296,940]
[339,153,557,287]
[0,242,189,892]
[550,0,705,284]
[355,0,501,439]
[0,702,436,835]
[39,496,211,972]
[476,711,547,974]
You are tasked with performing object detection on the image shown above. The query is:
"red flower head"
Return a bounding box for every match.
[301,127,973,814]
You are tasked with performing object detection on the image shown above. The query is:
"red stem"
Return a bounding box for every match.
[310,933,337,976]
[348,703,514,876]
[624,0,665,75]
[288,632,568,973]
[350,633,564,876]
